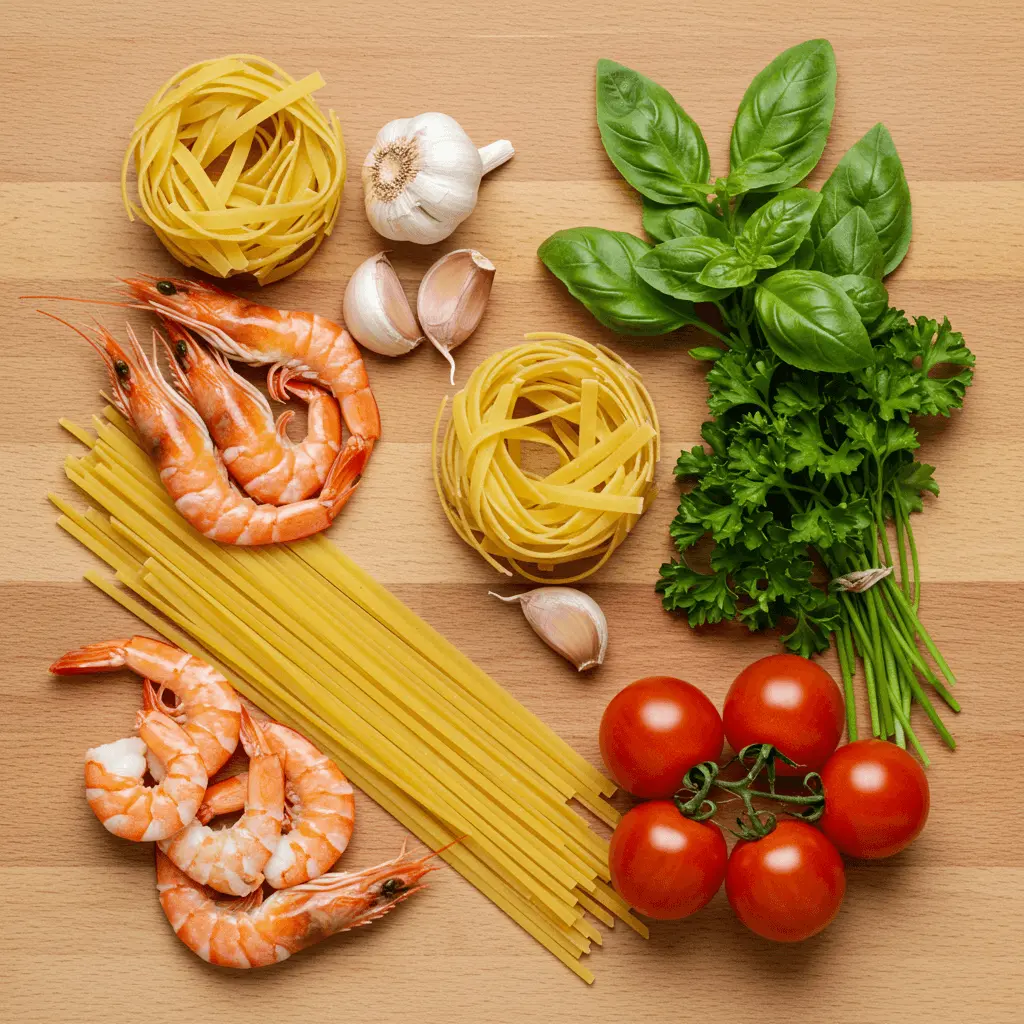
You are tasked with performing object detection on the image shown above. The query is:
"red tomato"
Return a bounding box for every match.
[609,801,728,920]
[819,739,929,859]
[600,676,724,798]
[723,654,845,775]
[726,819,845,942]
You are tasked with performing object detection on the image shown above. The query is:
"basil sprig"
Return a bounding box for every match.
[538,38,914,375]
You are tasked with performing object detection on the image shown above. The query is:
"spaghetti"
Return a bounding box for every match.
[53,407,648,981]
[433,332,659,583]
[122,55,345,284]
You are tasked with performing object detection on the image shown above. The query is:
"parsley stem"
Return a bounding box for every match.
[842,598,880,736]
[904,510,922,611]
[884,578,958,689]
[835,625,858,741]
[894,503,911,598]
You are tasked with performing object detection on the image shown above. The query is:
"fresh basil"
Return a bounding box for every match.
[813,207,885,278]
[813,123,912,275]
[728,39,837,193]
[636,236,733,301]
[791,237,816,270]
[697,250,757,289]
[538,227,698,335]
[735,188,823,268]
[597,60,710,204]
[642,200,731,244]
[833,274,889,324]
[755,269,872,371]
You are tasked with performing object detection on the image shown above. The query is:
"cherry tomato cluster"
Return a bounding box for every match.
[600,654,930,941]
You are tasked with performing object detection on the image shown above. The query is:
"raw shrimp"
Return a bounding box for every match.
[156,841,438,968]
[159,708,284,896]
[50,316,368,544]
[198,720,355,888]
[83,679,207,841]
[51,635,241,777]
[160,318,343,505]
[123,275,380,488]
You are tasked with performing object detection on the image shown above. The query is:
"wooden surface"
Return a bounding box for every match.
[4,2,1024,1021]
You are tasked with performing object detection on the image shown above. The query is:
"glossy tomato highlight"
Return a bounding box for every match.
[609,801,728,919]
[723,654,844,775]
[600,676,724,798]
[725,819,845,942]
[820,739,930,859]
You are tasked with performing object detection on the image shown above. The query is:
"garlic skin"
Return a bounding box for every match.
[343,252,424,357]
[490,588,608,672]
[418,249,495,383]
[362,113,514,245]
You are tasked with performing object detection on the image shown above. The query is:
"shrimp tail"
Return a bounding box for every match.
[50,638,131,674]
[321,437,373,516]
[274,409,296,444]
[238,706,268,757]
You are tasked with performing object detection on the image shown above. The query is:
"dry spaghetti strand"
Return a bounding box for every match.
[122,55,345,284]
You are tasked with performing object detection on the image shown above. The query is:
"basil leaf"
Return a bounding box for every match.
[791,237,816,269]
[813,206,885,278]
[813,123,912,275]
[833,274,889,324]
[728,39,837,193]
[688,346,724,361]
[642,200,731,244]
[755,269,872,371]
[538,227,698,335]
[735,188,823,268]
[636,236,733,301]
[597,60,711,204]
[697,250,757,289]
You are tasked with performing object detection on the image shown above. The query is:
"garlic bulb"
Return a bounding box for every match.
[490,588,608,672]
[343,252,423,356]
[362,113,514,245]
[418,249,495,383]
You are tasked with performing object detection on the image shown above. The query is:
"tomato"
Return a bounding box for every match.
[723,654,845,775]
[600,676,724,798]
[725,819,845,942]
[609,801,728,920]
[819,739,929,859]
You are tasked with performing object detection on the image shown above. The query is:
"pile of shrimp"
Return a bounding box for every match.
[52,636,439,968]
[37,274,381,545]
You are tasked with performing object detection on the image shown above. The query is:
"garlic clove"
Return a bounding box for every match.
[490,587,608,672]
[362,112,514,245]
[418,249,495,383]
[343,252,423,357]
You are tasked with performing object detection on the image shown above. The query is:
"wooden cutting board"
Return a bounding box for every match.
[4,2,1023,1021]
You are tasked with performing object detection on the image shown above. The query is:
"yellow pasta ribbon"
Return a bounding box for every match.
[433,333,659,582]
[122,55,345,284]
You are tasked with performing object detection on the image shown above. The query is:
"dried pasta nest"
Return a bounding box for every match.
[433,332,660,583]
[122,54,345,285]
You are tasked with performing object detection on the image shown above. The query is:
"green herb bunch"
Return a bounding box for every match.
[538,40,974,758]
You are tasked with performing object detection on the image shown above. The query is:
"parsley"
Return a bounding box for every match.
[658,313,974,758]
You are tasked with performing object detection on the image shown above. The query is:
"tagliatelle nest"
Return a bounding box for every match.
[122,54,346,285]
[433,332,660,583]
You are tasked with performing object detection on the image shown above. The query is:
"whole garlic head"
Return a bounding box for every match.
[362,113,513,245]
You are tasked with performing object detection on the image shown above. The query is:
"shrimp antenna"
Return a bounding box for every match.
[36,310,109,362]
[20,293,146,310]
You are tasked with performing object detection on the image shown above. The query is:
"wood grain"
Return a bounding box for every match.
[3,3,1023,1021]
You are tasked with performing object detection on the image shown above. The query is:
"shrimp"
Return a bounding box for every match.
[50,315,368,544]
[158,708,284,896]
[156,841,438,968]
[122,275,380,488]
[159,318,343,505]
[50,636,241,778]
[197,720,355,888]
[83,679,207,841]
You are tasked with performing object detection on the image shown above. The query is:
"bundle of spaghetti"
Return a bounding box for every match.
[433,332,659,583]
[52,407,647,982]
[122,55,345,284]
